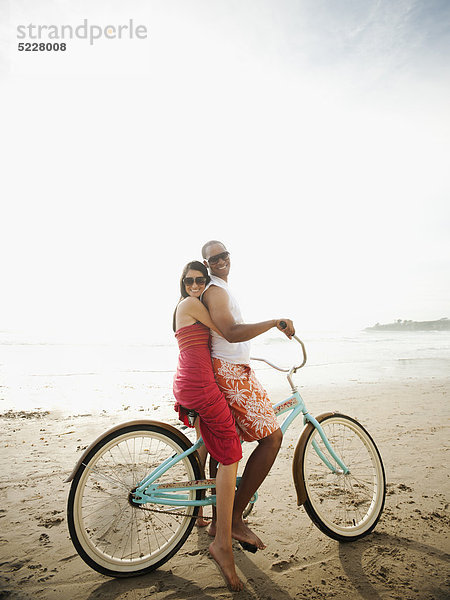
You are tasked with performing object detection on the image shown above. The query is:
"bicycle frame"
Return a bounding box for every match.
[132,336,349,508]
[67,333,386,578]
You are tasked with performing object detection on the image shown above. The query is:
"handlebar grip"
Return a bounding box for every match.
[279,320,287,329]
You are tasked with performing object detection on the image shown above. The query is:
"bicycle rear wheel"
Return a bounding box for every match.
[67,423,202,577]
[301,414,385,541]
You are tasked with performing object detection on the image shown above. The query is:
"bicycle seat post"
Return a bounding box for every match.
[187,410,197,427]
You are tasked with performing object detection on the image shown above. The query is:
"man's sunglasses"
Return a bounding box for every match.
[207,251,230,265]
[183,277,207,286]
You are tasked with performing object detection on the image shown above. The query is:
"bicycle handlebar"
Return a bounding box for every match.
[250,332,307,373]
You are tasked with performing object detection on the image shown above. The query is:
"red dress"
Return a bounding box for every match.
[173,323,242,465]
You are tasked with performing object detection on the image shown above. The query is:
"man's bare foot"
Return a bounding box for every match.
[207,517,248,537]
[231,518,265,550]
[209,541,243,592]
[208,515,250,538]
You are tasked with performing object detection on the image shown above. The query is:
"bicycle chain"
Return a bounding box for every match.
[138,505,211,521]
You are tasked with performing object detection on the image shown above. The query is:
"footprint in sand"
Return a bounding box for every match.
[36,510,64,528]
[397,483,413,492]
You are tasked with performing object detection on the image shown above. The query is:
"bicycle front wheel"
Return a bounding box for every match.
[302,414,385,541]
[67,424,202,577]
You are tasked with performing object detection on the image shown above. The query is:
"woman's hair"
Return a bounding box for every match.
[172,260,210,331]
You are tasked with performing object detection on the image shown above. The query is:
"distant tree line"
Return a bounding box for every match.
[366,318,450,331]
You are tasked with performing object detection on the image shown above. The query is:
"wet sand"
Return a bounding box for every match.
[0,377,449,599]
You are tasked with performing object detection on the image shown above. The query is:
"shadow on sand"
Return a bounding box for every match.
[338,530,450,600]
[84,540,295,600]
[83,528,450,600]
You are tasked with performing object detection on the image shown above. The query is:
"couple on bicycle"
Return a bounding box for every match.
[173,240,295,591]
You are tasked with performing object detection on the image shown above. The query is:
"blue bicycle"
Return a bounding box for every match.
[66,334,386,577]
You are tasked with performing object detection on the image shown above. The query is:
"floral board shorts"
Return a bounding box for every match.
[212,358,280,442]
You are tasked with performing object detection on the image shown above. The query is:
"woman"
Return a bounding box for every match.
[173,260,243,592]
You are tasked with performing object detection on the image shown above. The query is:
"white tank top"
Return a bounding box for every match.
[203,275,251,365]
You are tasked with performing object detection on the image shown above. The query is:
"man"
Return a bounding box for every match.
[201,240,295,550]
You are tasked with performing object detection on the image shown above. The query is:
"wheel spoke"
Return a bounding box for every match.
[68,425,200,576]
[302,414,385,541]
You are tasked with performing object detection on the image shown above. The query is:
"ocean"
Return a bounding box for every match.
[1,329,449,418]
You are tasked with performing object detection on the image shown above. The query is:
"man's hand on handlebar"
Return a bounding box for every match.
[276,319,295,339]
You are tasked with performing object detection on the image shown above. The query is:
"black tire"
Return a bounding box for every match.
[301,414,385,541]
[67,424,202,577]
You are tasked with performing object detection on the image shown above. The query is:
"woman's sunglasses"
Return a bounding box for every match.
[183,277,207,286]
[207,251,230,265]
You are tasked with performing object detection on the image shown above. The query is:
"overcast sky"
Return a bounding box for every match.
[1,0,449,343]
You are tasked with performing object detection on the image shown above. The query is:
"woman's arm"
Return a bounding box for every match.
[179,297,223,336]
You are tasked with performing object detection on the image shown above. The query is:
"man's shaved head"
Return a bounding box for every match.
[201,240,226,260]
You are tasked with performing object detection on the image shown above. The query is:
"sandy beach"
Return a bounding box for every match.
[1,374,449,600]
[2,0,450,598]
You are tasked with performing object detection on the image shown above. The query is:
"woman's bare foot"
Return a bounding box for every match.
[231,518,265,550]
[195,508,209,528]
[209,541,243,592]
[207,520,217,537]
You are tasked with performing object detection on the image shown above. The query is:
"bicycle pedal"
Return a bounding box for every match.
[238,541,258,554]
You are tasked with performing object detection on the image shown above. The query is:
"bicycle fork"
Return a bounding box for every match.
[275,391,350,507]
[275,391,349,475]
[303,413,350,475]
